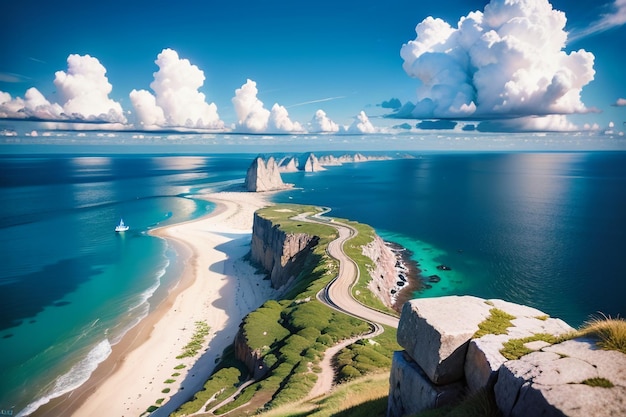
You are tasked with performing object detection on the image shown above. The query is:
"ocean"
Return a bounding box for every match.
[0,149,625,415]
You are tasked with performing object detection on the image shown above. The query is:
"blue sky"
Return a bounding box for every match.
[1,0,625,135]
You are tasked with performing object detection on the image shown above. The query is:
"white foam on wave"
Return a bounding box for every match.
[17,339,112,417]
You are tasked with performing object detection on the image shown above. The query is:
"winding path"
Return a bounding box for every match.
[297,209,399,399]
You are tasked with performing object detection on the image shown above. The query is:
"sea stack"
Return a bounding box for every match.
[301,153,325,172]
[245,156,289,192]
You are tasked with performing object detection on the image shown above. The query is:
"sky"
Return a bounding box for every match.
[1,0,626,136]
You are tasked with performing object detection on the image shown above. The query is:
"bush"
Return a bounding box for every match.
[578,315,626,354]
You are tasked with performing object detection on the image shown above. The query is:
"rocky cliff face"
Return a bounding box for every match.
[250,212,319,289]
[301,153,325,172]
[234,325,269,380]
[245,156,289,192]
[361,235,400,308]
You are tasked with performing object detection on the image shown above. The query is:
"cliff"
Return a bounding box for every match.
[250,211,319,289]
[245,156,290,192]
[361,235,402,309]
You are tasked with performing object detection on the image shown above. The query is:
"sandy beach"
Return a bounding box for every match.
[34,191,279,417]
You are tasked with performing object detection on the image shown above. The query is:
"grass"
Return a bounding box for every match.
[161,388,170,394]
[577,314,626,354]
[473,308,516,338]
[257,372,390,417]
[582,377,614,388]
[176,320,210,359]
[174,363,186,370]
[500,333,558,360]
[164,378,176,384]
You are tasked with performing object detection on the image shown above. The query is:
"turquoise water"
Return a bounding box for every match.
[0,154,254,415]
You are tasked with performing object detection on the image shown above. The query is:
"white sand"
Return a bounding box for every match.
[67,191,278,417]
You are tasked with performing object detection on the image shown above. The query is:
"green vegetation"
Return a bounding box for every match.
[500,333,558,360]
[174,204,399,416]
[171,372,180,377]
[258,372,390,417]
[535,315,549,321]
[337,219,398,316]
[173,364,186,370]
[171,345,248,416]
[335,326,401,383]
[582,377,614,388]
[161,388,170,394]
[577,315,626,354]
[474,308,516,338]
[164,378,176,384]
[155,398,165,405]
[176,320,210,359]
[146,405,159,413]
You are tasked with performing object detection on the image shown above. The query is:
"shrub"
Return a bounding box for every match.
[578,314,626,354]
[474,308,515,338]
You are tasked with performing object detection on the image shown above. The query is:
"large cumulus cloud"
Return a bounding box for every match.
[231,79,302,133]
[309,109,340,133]
[400,0,596,127]
[0,54,126,123]
[130,48,223,129]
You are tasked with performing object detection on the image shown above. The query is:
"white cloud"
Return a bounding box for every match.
[346,111,377,134]
[231,79,302,133]
[268,103,303,132]
[400,0,595,129]
[130,48,223,129]
[569,0,626,42]
[54,54,126,123]
[1,55,126,123]
[612,98,626,106]
[477,115,579,132]
[0,88,64,119]
[310,109,339,133]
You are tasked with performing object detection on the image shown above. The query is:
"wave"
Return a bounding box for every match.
[17,339,112,417]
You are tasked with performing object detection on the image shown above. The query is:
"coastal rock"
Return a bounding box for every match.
[465,300,575,392]
[388,351,464,417]
[361,235,399,309]
[250,212,319,289]
[397,296,492,385]
[301,153,325,172]
[245,156,289,192]
[495,338,626,417]
[278,156,299,172]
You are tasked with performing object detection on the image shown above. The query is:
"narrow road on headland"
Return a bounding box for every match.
[296,209,399,399]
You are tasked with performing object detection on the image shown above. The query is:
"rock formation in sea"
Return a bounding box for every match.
[244,156,290,192]
[278,156,299,172]
[300,153,325,172]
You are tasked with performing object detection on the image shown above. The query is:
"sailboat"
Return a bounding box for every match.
[115,218,129,232]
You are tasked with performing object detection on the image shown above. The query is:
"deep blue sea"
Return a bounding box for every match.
[0,150,625,415]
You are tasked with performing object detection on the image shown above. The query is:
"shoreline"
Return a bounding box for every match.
[32,191,279,417]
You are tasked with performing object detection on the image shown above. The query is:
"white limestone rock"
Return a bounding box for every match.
[495,338,626,417]
[388,351,464,417]
[397,295,492,384]
[464,302,575,393]
[245,156,289,192]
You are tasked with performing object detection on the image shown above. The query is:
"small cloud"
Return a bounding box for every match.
[417,120,457,130]
[0,72,28,83]
[380,98,402,110]
[232,79,302,133]
[569,0,626,42]
[309,109,339,133]
[611,98,626,107]
[345,111,377,134]
[129,48,223,130]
